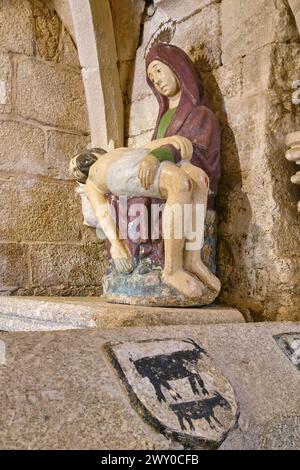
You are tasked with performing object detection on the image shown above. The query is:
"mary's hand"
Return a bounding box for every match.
[146,135,193,160]
[138,154,159,190]
[167,135,193,160]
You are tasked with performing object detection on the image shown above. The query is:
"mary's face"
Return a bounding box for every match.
[147,60,179,97]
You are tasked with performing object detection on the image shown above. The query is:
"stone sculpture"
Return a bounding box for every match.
[70,44,222,306]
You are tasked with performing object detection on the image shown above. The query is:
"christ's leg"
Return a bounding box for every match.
[180,162,221,293]
[159,163,204,299]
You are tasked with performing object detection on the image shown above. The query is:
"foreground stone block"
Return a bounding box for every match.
[0,322,300,449]
[0,296,244,332]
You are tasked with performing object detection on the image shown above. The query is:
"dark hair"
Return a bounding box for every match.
[74,147,107,183]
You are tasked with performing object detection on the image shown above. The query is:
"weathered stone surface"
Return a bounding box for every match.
[221,95,267,175]
[0,329,178,450]
[130,49,152,103]
[1,322,300,449]
[127,130,154,148]
[58,30,81,69]
[108,338,238,449]
[0,244,29,292]
[51,0,76,42]
[30,243,106,288]
[221,0,298,65]
[289,0,300,33]
[32,0,61,61]
[172,4,221,69]
[0,0,34,55]
[46,131,90,180]
[0,296,244,332]
[0,54,12,113]
[127,95,157,137]
[0,121,46,175]
[212,60,242,100]
[243,43,300,97]
[15,58,89,133]
[110,0,144,61]
[0,174,82,242]
[153,0,217,22]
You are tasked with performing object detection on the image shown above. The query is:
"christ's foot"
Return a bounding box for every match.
[185,259,221,293]
[110,241,134,273]
[162,270,203,299]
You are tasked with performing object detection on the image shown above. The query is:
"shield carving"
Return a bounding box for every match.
[274,332,300,371]
[106,338,238,449]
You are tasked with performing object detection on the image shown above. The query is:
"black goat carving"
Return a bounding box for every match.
[170,392,231,431]
[130,339,208,402]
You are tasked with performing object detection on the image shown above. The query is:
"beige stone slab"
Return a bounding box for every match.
[0,296,244,332]
[1,322,300,449]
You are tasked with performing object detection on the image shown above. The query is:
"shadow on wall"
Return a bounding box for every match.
[193,56,253,316]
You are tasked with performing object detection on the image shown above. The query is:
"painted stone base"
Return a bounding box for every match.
[104,263,217,307]
[104,210,219,307]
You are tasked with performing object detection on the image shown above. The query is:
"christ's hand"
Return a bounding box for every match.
[138,154,159,190]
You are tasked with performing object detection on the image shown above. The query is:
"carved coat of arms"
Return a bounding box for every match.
[106,338,238,449]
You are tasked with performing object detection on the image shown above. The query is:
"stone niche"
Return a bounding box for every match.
[122,0,300,321]
[0,0,299,323]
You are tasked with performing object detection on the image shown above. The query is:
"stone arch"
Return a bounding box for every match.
[52,0,124,149]
[289,0,300,33]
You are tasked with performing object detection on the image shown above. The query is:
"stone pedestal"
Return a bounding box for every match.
[0,296,244,332]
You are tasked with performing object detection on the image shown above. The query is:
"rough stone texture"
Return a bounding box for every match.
[1,322,300,449]
[221,0,299,65]
[32,0,61,61]
[0,54,12,113]
[0,245,29,292]
[110,0,144,62]
[46,131,90,180]
[0,121,46,175]
[0,296,244,332]
[15,58,89,133]
[127,95,158,137]
[0,175,82,243]
[172,3,221,69]
[127,130,154,148]
[0,0,34,55]
[0,0,105,296]
[153,0,217,22]
[289,0,300,33]
[30,243,107,289]
[57,30,81,69]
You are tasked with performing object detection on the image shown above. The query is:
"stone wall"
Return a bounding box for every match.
[0,0,106,296]
[124,0,300,321]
